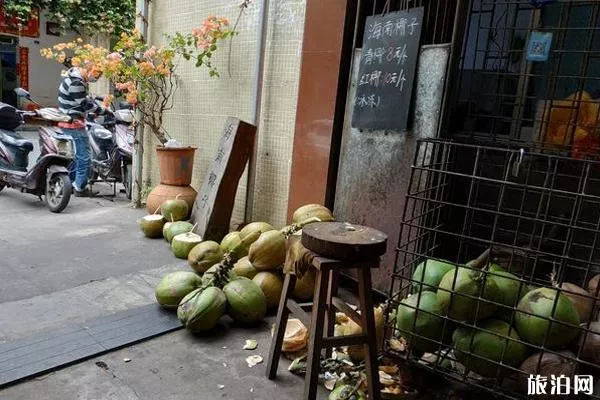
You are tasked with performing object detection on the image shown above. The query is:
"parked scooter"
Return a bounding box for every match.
[85,98,134,199]
[0,88,74,213]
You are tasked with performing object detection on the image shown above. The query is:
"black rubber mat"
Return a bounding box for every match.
[0,304,181,388]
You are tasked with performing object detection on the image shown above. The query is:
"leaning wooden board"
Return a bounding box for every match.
[191,117,257,242]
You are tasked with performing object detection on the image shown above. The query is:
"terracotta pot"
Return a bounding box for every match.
[156,146,196,186]
[146,184,197,216]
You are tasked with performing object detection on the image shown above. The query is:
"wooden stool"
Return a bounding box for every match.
[267,222,387,400]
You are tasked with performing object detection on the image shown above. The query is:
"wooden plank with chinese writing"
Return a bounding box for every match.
[191,117,257,242]
[351,7,424,131]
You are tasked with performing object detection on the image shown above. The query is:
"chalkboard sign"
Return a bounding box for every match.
[191,117,257,242]
[351,7,424,131]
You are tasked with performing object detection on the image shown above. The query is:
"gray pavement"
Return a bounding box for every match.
[0,189,175,304]
[0,180,325,399]
[0,321,324,400]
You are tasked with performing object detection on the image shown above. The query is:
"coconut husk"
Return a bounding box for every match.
[282,318,308,353]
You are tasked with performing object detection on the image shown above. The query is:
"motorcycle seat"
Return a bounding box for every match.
[0,131,33,152]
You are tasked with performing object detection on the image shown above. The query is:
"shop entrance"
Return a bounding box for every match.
[0,35,18,107]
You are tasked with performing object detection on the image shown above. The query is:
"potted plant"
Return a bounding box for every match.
[41,16,234,193]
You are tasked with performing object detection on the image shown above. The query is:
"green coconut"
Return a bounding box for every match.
[411,259,456,293]
[437,267,500,322]
[515,287,580,348]
[187,241,224,274]
[232,256,259,279]
[172,232,203,259]
[221,231,242,253]
[140,214,166,238]
[155,271,203,309]
[223,278,267,324]
[201,264,237,287]
[395,291,444,353]
[177,287,227,332]
[162,221,173,241]
[328,385,366,400]
[453,319,527,377]
[239,222,275,243]
[160,197,189,222]
[248,230,287,270]
[253,271,284,309]
[488,269,526,308]
[165,221,194,243]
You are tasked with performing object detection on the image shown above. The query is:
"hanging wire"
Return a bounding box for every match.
[383,0,392,16]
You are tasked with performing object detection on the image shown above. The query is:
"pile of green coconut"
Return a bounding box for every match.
[393,256,600,390]
[139,200,335,332]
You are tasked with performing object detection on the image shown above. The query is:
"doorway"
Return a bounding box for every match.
[0,35,18,107]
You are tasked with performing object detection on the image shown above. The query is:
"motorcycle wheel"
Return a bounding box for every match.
[46,174,72,213]
[123,163,132,200]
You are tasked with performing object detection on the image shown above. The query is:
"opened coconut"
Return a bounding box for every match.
[248,230,286,270]
[223,278,267,324]
[515,287,580,348]
[140,214,166,238]
[162,221,173,241]
[232,256,259,279]
[188,241,224,274]
[293,268,316,300]
[160,196,189,222]
[239,222,275,243]
[395,291,444,353]
[172,232,203,259]
[165,221,194,243]
[253,271,284,309]
[292,204,335,224]
[411,259,456,293]
[177,287,227,332]
[453,319,527,377]
[155,271,203,309]
[437,267,500,322]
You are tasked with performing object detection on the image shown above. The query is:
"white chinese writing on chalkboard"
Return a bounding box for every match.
[367,17,420,40]
[351,8,424,131]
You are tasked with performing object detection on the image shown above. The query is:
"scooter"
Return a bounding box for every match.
[85,98,134,199]
[0,88,74,213]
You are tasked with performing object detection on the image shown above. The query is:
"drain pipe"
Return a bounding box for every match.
[244,0,270,222]
[132,0,149,207]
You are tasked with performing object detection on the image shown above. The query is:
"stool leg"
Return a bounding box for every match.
[304,267,330,400]
[358,268,381,400]
[324,269,339,358]
[267,273,296,380]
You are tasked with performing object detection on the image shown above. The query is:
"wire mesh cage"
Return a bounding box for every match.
[447,0,600,158]
[384,138,600,399]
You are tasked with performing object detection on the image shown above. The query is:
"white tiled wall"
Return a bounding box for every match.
[143,0,306,230]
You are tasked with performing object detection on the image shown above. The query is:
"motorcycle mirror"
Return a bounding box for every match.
[14,88,31,99]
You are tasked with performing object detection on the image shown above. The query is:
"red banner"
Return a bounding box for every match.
[0,4,39,38]
[18,47,29,90]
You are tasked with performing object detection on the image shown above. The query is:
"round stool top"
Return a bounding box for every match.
[301,222,388,261]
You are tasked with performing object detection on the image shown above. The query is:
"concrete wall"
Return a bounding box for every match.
[143,0,306,230]
[18,13,78,106]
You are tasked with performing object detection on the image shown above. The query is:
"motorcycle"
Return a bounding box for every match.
[85,98,134,199]
[0,88,74,213]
